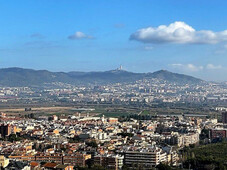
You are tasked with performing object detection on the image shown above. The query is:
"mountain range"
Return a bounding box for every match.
[0,67,204,87]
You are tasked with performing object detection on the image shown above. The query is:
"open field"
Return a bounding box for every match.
[0,106,73,112]
[0,104,219,119]
[0,106,75,116]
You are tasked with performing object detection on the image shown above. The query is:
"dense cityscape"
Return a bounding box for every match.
[0,69,226,169]
[2,73,227,106]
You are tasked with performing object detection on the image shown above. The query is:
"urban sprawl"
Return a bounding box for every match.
[0,79,227,169]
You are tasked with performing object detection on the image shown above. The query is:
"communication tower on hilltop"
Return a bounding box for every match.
[118,65,123,70]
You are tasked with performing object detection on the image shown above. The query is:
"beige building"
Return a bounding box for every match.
[177,133,200,147]
[124,147,167,169]
[0,155,9,168]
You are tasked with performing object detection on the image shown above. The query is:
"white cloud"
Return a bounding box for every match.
[171,63,184,67]
[186,64,203,72]
[170,63,203,72]
[130,21,227,44]
[68,31,94,40]
[171,63,223,72]
[206,64,222,69]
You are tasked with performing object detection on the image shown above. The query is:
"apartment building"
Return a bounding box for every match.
[94,154,124,170]
[124,147,167,169]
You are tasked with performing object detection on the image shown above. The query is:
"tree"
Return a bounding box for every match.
[156,163,172,170]
[7,134,22,142]
[86,140,98,148]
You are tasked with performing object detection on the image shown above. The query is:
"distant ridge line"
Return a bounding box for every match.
[0,67,204,87]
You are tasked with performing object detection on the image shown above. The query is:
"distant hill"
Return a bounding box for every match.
[151,70,203,84]
[68,69,143,84]
[0,68,73,86]
[0,67,204,87]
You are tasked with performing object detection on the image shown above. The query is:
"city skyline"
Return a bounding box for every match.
[1,0,227,81]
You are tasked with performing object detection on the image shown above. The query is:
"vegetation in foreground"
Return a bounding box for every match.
[183,142,227,169]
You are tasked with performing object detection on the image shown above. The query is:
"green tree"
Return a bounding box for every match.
[156,163,172,170]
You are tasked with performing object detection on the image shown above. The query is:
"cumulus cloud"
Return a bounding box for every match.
[130,21,227,44]
[68,31,94,40]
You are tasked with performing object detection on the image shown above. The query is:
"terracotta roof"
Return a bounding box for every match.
[30,161,39,167]
[43,162,57,168]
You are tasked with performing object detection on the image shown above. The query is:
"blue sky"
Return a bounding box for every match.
[1,0,227,81]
